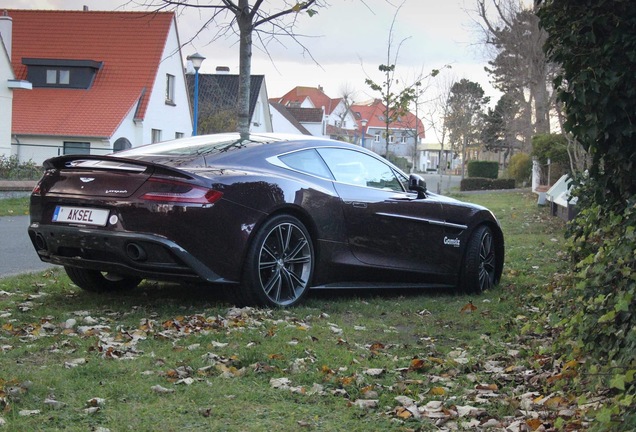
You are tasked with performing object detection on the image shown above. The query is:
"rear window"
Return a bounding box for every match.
[116,134,276,157]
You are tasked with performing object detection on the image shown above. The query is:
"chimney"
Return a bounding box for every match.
[216,66,230,74]
[0,11,12,59]
[83,5,89,11]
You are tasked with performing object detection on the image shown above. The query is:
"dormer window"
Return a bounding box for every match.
[47,69,70,85]
[23,58,103,89]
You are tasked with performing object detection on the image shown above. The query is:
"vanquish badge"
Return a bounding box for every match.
[444,236,461,247]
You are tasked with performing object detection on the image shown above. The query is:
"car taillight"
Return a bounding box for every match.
[139,177,223,204]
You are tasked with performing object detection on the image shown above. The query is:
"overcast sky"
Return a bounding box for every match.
[1,0,508,140]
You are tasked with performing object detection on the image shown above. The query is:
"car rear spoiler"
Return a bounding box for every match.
[43,154,196,181]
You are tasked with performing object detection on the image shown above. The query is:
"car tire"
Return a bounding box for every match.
[64,266,142,293]
[235,214,314,307]
[461,225,497,294]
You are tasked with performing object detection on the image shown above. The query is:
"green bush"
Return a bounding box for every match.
[532,134,569,184]
[0,155,43,180]
[460,177,515,191]
[506,153,532,186]
[551,189,636,429]
[386,154,412,173]
[467,161,498,179]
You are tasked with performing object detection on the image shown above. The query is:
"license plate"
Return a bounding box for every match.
[52,206,110,226]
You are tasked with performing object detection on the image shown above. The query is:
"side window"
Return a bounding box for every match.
[278,149,334,179]
[317,148,405,192]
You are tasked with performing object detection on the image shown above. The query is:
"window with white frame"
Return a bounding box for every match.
[400,136,408,144]
[175,132,184,139]
[374,132,381,142]
[165,74,175,105]
[151,129,162,143]
[388,135,395,144]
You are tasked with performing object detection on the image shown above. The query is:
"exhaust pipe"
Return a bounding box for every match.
[34,233,47,251]
[125,242,147,262]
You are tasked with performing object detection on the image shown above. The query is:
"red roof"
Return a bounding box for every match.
[275,86,341,115]
[8,9,174,138]
[352,99,425,138]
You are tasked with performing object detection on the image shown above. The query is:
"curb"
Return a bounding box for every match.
[0,180,37,191]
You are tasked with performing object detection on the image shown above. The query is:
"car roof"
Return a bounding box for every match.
[114,133,337,157]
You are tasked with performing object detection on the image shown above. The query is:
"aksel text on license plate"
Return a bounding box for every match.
[52,206,110,226]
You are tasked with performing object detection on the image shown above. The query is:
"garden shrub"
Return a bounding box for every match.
[550,185,636,430]
[467,160,498,179]
[506,153,532,186]
[386,154,412,173]
[0,155,43,180]
[460,177,515,191]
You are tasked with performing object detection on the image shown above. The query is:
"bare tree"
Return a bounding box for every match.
[334,84,357,142]
[364,2,438,157]
[141,0,324,140]
[472,0,551,151]
[424,74,456,191]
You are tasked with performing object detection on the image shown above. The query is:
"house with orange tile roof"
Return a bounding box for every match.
[351,99,426,171]
[272,86,358,140]
[5,8,192,165]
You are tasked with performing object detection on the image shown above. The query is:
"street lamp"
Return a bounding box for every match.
[360,119,368,148]
[187,52,206,136]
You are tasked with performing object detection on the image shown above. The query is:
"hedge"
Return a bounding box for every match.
[467,160,498,179]
[460,177,515,191]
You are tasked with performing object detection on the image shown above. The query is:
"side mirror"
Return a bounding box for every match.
[408,174,427,199]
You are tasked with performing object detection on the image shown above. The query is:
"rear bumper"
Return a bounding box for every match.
[28,223,234,284]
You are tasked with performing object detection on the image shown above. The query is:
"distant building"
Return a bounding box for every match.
[186,71,273,134]
[351,99,425,170]
[271,86,358,140]
[6,9,192,164]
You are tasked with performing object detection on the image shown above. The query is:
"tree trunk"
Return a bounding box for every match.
[237,1,252,140]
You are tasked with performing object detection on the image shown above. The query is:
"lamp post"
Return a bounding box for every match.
[187,52,206,136]
[360,119,368,148]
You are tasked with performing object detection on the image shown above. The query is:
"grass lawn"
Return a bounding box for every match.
[0,196,29,217]
[0,192,571,431]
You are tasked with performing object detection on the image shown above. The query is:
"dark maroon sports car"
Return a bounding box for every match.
[28,133,504,307]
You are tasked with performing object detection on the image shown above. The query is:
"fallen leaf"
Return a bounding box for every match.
[151,385,174,394]
[430,386,446,396]
[526,418,543,430]
[460,301,478,313]
[351,399,378,410]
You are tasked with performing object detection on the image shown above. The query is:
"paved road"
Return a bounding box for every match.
[0,215,54,278]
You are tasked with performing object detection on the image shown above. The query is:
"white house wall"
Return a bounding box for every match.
[302,122,324,137]
[140,18,192,144]
[249,82,273,133]
[110,101,144,150]
[11,135,111,165]
[270,105,304,134]
[328,100,357,130]
[0,35,13,157]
